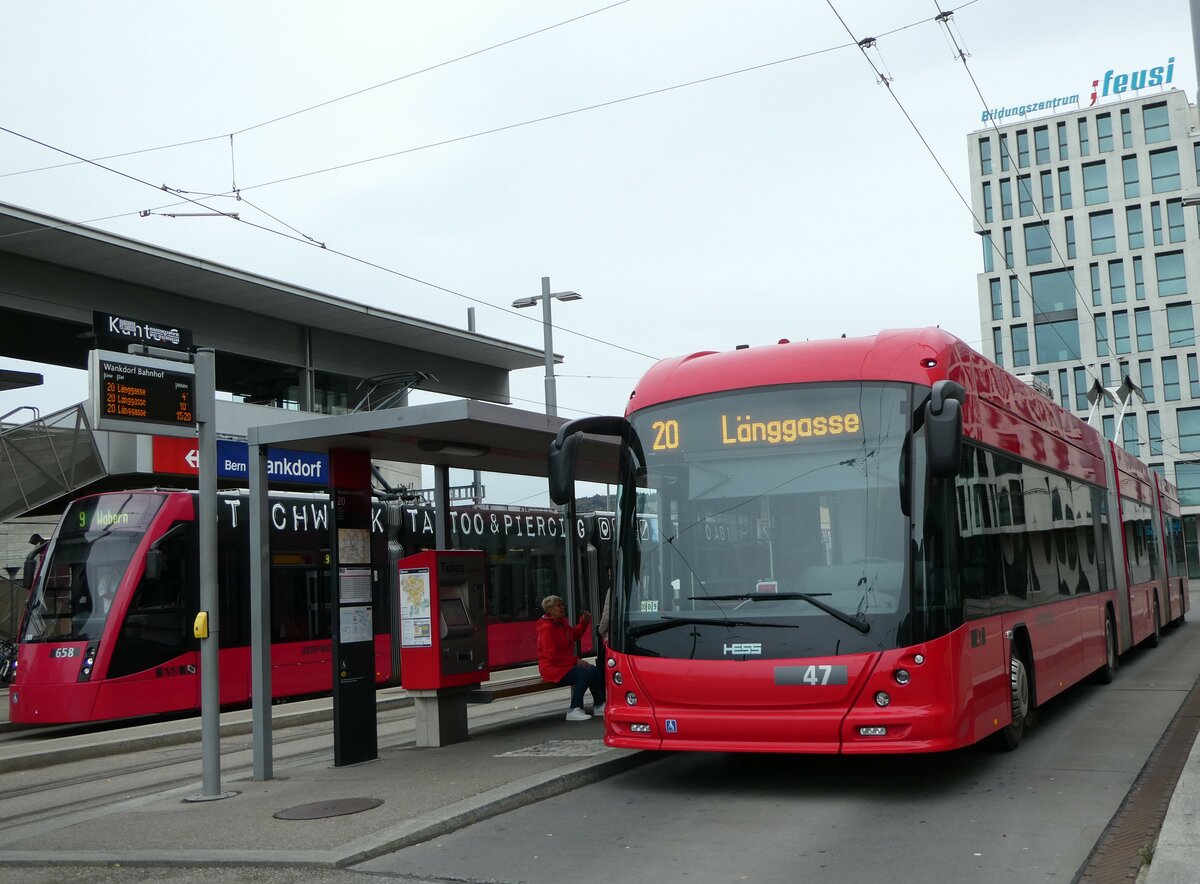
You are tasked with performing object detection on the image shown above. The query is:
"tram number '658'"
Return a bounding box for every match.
[774,664,849,686]
[50,647,78,659]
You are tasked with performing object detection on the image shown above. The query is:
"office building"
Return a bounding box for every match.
[969,72,1200,571]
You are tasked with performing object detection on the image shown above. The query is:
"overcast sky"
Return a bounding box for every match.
[0,0,1191,506]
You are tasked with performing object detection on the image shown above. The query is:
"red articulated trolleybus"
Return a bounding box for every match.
[548,328,1188,754]
[9,493,610,725]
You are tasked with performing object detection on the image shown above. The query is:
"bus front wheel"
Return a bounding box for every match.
[996,649,1030,751]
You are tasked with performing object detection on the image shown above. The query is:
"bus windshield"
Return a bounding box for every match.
[617,382,913,660]
[22,493,163,643]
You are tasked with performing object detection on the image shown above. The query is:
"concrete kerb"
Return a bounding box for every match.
[0,695,414,775]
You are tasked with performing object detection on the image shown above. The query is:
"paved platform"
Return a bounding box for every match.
[0,669,647,870]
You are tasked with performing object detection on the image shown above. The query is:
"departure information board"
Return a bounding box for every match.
[90,349,197,438]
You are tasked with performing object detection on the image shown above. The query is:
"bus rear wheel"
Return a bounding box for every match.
[996,650,1030,751]
[1147,599,1162,648]
[1092,613,1117,685]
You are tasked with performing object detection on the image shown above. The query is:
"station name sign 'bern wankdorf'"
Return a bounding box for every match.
[979,56,1175,123]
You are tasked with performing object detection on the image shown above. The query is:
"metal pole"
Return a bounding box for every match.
[249,439,272,780]
[468,308,482,504]
[542,276,557,417]
[194,348,226,798]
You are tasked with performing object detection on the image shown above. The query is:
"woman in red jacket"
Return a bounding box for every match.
[536,595,606,721]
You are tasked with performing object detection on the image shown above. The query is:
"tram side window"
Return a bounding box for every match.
[270,559,330,642]
[1165,514,1186,578]
[109,523,192,678]
[1123,499,1157,584]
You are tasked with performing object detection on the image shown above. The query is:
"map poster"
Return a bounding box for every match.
[398,567,432,647]
[339,604,373,644]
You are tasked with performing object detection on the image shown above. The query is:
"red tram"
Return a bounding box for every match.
[548,328,1189,753]
[9,491,613,724]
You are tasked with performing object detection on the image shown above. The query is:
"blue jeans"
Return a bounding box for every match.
[557,663,606,709]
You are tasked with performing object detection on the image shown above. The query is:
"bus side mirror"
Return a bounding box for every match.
[548,431,583,506]
[144,549,162,581]
[925,379,965,478]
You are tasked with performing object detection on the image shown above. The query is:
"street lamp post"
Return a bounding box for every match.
[512,277,581,418]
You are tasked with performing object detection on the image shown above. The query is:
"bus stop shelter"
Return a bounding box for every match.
[244,398,620,776]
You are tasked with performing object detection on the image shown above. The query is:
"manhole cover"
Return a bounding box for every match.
[274,797,384,820]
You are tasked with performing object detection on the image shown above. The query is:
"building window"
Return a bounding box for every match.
[1024,223,1052,265]
[1000,133,1010,171]
[1148,411,1163,454]
[1122,414,1139,456]
[990,278,1003,319]
[1040,170,1054,212]
[979,137,992,175]
[1078,118,1090,156]
[1095,313,1110,356]
[1012,324,1030,367]
[1103,414,1115,441]
[1018,175,1034,216]
[1090,211,1115,254]
[1083,161,1108,205]
[1122,155,1140,198]
[1127,205,1144,249]
[1034,125,1050,165]
[1163,356,1180,400]
[1097,113,1114,152]
[1003,228,1014,268]
[1074,367,1089,409]
[1176,462,1200,507]
[1057,121,1069,160]
[1010,276,1021,317]
[1121,108,1132,148]
[1167,299,1194,344]
[1177,408,1200,452]
[1090,263,1102,306]
[1058,370,1070,408]
[982,181,993,222]
[1190,354,1200,398]
[1139,358,1156,402]
[1134,255,1145,300]
[1109,260,1126,303]
[1168,199,1185,243]
[1150,148,1181,193]
[1032,267,1075,314]
[1102,363,1114,388]
[1159,252,1188,298]
[1058,167,1072,209]
[1000,178,1013,220]
[1066,216,1076,259]
[992,327,1004,367]
[982,232,994,273]
[1152,202,1164,246]
[1143,101,1169,143]
[1017,130,1030,167]
[1136,307,1153,351]
[1113,310,1130,354]
[1035,318,1081,363]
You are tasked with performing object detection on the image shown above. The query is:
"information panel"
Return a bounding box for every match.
[90,349,197,438]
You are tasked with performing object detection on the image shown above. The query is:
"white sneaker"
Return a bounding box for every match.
[565,708,591,721]
[592,703,606,716]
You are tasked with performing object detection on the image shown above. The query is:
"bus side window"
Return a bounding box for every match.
[108,522,192,678]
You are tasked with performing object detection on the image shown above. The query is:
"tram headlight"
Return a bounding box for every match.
[874,691,890,707]
[625,691,638,706]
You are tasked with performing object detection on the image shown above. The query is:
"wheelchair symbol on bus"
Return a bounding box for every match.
[665,719,677,733]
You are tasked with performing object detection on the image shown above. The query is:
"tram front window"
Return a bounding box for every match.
[22,493,162,643]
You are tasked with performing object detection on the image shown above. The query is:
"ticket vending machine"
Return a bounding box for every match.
[397,550,489,745]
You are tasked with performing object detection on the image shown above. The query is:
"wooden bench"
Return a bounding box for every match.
[467,675,561,704]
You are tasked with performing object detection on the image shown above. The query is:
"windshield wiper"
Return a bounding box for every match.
[627,615,800,639]
[690,593,871,634]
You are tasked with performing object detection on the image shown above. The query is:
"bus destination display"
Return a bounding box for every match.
[94,350,196,434]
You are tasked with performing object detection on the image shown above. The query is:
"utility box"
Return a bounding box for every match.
[397,550,488,691]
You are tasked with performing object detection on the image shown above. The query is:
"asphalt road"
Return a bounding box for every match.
[357,619,1200,884]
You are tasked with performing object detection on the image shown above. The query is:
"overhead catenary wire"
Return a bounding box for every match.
[0,0,636,182]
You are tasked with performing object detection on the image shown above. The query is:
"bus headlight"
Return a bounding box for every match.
[874,691,890,707]
[893,669,910,685]
[625,692,638,706]
[612,671,623,685]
